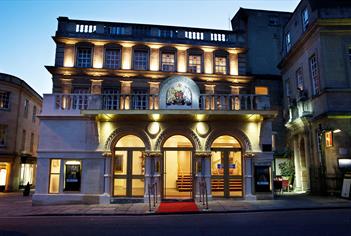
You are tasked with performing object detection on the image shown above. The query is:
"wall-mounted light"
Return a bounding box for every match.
[147,122,160,135]
[196,122,209,136]
[152,114,160,121]
[333,129,342,134]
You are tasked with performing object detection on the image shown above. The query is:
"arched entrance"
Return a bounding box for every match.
[162,135,194,199]
[211,135,243,197]
[112,135,145,197]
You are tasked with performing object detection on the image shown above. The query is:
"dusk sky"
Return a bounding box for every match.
[0,0,300,95]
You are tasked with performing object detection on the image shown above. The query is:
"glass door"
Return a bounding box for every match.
[211,150,243,197]
[163,150,193,199]
[113,149,145,197]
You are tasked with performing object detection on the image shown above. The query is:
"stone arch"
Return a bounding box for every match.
[105,127,151,151]
[205,129,252,152]
[155,128,202,151]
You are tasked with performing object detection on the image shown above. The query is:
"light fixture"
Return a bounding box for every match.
[152,114,160,121]
[147,122,160,135]
[333,129,342,133]
[196,122,209,136]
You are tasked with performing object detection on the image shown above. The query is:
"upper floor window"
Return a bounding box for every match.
[188,55,202,73]
[133,49,149,70]
[24,99,29,118]
[302,8,309,31]
[161,53,176,72]
[309,54,320,95]
[76,47,92,68]
[32,105,37,123]
[0,124,7,147]
[296,67,304,91]
[104,25,125,35]
[214,56,227,74]
[255,86,269,95]
[21,129,26,151]
[185,31,204,40]
[286,32,291,52]
[0,90,10,110]
[104,48,121,69]
[132,25,151,37]
[30,133,34,153]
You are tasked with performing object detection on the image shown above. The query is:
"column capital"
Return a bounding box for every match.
[102,151,112,157]
[143,151,162,158]
[195,151,212,158]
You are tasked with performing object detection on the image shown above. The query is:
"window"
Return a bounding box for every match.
[0,125,7,147]
[72,88,89,109]
[215,56,227,74]
[0,90,10,110]
[296,67,304,91]
[161,53,176,72]
[32,106,37,123]
[49,159,61,193]
[30,133,34,153]
[76,47,92,68]
[159,29,174,38]
[302,8,309,31]
[185,31,204,40]
[75,24,96,33]
[133,50,148,70]
[255,86,269,95]
[132,89,148,110]
[64,160,81,192]
[285,79,291,97]
[104,48,121,69]
[286,32,291,52]
[104,25,125,35]
[309,54,320,95]
[132,25,151,36]
[348,48,351,61]
[325,131,333,147]
[103,89,119,110]
[24,99,29,118]
[188,55,202,73]
[21,130,26,151]
[20,164,34,186]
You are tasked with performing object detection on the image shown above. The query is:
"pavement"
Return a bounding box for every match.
[0,192,350,217]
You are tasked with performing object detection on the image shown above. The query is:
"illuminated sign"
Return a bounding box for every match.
[325,131,333,147]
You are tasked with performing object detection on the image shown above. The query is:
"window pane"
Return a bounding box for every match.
[133,50,148,70]
[76,47,92,68]
[161,53,175,72]
[132,179,144,196]
[229,151,242,176]
[105,49,121,69]
[188,55,201,73]
[64,161,81,191]
[215,56,227,74]
[49,174,60,193]
[114,151,127,175]
[51,159,61,174]
[0,91,10,109]
[211,151,224,176]
[114,179,127,196]
[132,151,144,175]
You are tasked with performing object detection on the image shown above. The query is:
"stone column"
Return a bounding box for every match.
[293,138,302,191]
[150,48,160,71]
[204,51,213,74]
[177,47,188,73]
[121,45,133,70]
[148,82,160,110]
[120,81,133,110]
[195,152,212,200]
[229,52,238,76]
[244,153,256,200]
[89,79,103,110]
[204,84,215,110]
[144,151,162,202]
[101,151,112,204]
[93,45,104,68]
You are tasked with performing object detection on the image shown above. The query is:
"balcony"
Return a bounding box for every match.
[40,93,274,119]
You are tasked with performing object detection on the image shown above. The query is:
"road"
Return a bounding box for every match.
[0,209,350,236]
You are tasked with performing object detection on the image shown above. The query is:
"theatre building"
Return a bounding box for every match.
[33,16,278,204]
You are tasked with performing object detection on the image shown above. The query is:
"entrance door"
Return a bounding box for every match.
[211,150,243,197]
[113,135,145,197]
[162,135,194,200]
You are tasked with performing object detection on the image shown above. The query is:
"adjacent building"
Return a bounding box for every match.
[280,0,351,194]
[33,16,278,204]
[0,73,42,192]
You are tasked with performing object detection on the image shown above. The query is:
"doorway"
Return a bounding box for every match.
[113,135,145,197]
[162,135,194,200]
[211,136,243,197]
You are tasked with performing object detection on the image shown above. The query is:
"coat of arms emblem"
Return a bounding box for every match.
[166,83,192,106]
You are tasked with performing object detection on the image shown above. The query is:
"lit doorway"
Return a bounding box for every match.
[211,135,243,197]
[113,135,145,197]
[162,135,194,199]
[0,163,8,192]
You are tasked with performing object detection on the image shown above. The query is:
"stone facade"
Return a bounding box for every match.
[0,73,42,191]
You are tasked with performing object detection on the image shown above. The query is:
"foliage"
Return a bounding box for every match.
[278,159,295,178]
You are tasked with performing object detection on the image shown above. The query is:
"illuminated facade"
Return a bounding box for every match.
[0,73,42,192]
[33,16,278,204]
[280,0,351,194]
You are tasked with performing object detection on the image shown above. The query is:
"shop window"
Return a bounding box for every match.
[325,131,333,147]
[64,160,81,192]
[255,166,271,192]
[255,86,269,95]
[0,163,8,190]
[0,90,10,110]
[49,159,61,193]
[20,164,34,186]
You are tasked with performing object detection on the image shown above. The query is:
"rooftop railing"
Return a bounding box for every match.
[42,93,270,116]
[56,17,245,46]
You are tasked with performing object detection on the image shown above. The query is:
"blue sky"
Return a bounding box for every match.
[0,0,300,95]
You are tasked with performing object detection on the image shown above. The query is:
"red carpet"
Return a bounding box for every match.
[157,201,199,213]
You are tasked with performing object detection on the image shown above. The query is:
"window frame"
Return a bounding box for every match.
[63,160,82,192]
[0,90,10,110]
[132,46,150,71]
[286,32,291,52]
[302,8,309,31]
[160,52,176,72]
[309,54,320,96]
[296,67,304,91]
[49,159,61,194]
[104,45,122,70]
[214,55,228,75]
[75,45,93,68]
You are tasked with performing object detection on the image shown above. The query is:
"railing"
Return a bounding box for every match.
[148,181,158,212]
[199,177,209,210]
[47,93,270,113]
